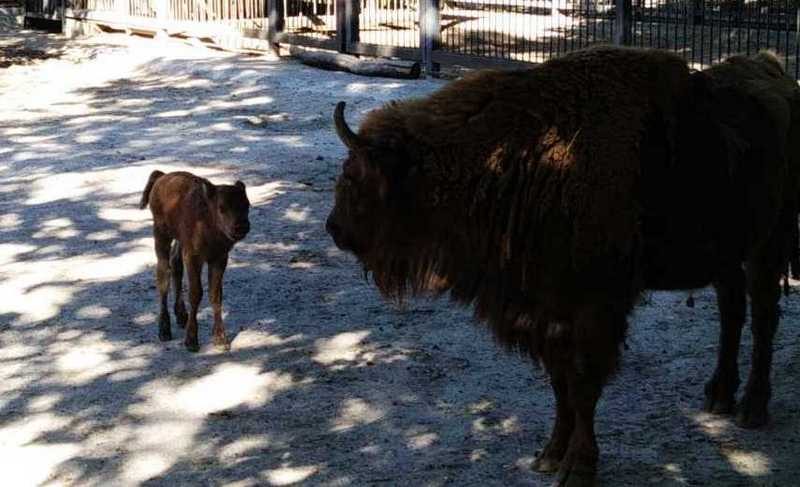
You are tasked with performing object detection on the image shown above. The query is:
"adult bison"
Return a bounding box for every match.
[326,46,800,486]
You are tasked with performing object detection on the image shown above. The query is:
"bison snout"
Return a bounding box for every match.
[232,222,250,240]
[326,217,350,251]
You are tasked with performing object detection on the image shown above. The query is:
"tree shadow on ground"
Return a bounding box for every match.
[1,29,798,487]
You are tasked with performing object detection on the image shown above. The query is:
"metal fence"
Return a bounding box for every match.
[268,0,800,76]
[24,0,800,78]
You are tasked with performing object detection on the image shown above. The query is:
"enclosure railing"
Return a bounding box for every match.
[24,0,800,78]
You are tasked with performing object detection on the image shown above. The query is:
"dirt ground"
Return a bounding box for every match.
[1,26,798,487]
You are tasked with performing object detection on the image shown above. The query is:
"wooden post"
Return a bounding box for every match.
[614,0,632,45]
[419,0,440,76]
[268,0,285,47]
[336,0,359,53]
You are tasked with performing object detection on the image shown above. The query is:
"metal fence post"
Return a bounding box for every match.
[267,0,285,47]
[336,0,359,53]
[614,0,632,45]
[419,0,440,76]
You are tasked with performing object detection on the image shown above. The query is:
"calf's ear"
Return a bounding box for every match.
[235,180,246,191]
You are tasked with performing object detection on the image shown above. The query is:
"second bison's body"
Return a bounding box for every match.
[326,47,800,486]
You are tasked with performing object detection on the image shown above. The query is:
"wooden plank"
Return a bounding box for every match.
[273,31,337,49]
[431,50,535,70]
[289,44,420,78]
[347,41,421,61]
[419,0,439,75]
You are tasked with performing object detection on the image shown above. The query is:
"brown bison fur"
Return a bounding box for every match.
[693,50,800,428]
[140,170,250,352]
[326,46,800,486]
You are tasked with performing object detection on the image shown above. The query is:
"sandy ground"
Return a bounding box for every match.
[1,26,799,487]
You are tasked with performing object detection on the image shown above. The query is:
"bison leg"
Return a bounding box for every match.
[555,309,621,487]
[533,367,573,473]
[183,252,203,353]
[738,256,781,428]
[154,228,172,342]
[789,212,799,279]
[705,266,745,415]
[208,254,230,351]
[170,241,188,328]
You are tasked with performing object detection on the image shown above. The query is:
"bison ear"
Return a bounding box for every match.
[235,180,246,191]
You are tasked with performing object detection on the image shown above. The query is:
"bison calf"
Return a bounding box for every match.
[140,170,250,352]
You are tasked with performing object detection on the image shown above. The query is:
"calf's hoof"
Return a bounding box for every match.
[175,307,188,328]
[184,339,200,353]
[159,329,172,342]
[213,335,231,351]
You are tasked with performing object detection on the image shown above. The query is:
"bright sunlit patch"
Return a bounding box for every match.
[85,230,120,241]
[122,452,171,483]
[265,465,318,485]
[283,206,310,223]
[220,436,270,460]
[76,305,112,319]
[0,443,79,486]
[0,243,36,266]
[32,218,79,239]
[313,331,370,365]
[28,393,63,413]
[159,364,295,417]
[722,449,771,476]
[75,134,103,144]
[331,398,384,432]
[407,432,438,450]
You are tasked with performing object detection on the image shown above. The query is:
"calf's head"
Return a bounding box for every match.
[207,181,251,242]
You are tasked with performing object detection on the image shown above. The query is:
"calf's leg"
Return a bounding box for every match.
[154,228,172,342]
[183,251,203,353]
[208,254,230,351]
[170,241,188,328]
[705,266,745,414]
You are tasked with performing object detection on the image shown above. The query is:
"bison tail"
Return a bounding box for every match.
[139,170,165,209]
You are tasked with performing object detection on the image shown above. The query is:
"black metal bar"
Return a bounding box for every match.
[419,0,440,75]
[267,0,285,43]
[615,0,632,44]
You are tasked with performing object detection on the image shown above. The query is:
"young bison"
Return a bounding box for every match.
[326,46,800,486]
[140,170,250,352]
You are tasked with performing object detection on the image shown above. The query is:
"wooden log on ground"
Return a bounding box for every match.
[289,45,420,79]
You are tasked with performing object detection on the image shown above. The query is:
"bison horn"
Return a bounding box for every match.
[334,101,361,150]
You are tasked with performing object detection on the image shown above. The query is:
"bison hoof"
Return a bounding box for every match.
[703,391,736,415]
[736,394,769,429]
[184,340,200,353]
[159,329,172,342]
[703,376,738,415]
[533,443,567,473]
[554,462,596,487]
[533,455,562,473]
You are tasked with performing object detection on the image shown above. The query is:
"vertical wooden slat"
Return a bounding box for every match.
[614,0,632,45]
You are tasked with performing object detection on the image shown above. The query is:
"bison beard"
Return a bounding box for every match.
[326,46,800,486]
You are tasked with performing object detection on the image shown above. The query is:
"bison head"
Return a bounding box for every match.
[326,101,434,296]
[210,180,251,242]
